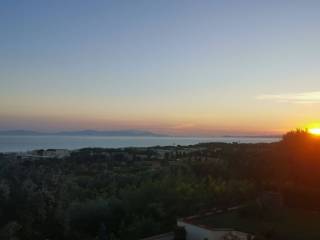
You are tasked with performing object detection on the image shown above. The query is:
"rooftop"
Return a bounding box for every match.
[182,207,320,240]
[140,232,174,240]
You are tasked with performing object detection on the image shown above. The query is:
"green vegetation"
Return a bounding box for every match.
[0,130,319,239]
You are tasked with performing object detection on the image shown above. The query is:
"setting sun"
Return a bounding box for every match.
[308,128,320,135]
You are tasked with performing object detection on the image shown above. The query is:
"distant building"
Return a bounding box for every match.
[29,149,70,159]
[155,149,173,159]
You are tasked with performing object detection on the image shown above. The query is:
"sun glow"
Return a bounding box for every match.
[308,128,320,135]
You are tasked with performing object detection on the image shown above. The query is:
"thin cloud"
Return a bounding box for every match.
[257,91,320,104]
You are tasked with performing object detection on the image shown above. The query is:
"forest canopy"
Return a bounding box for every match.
[0,130,319,240]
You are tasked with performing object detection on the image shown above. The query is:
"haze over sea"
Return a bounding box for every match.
[0,135,280,153]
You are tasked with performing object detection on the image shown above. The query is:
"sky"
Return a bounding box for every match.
[1,0,320,136]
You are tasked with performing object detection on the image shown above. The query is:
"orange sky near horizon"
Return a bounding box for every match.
[1,109,317,136]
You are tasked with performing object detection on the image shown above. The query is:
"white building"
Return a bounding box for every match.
[141,232,174,240]
[177,220,248,240]
[177,208,251,240]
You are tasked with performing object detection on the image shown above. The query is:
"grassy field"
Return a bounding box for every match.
[193,208,320,240]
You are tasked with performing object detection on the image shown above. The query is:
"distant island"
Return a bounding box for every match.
[0,129,168,137]
[221,134,281,138]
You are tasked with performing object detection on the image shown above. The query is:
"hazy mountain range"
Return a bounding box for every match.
[0,130,168,137]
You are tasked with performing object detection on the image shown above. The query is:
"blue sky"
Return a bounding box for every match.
[1,1,320,135]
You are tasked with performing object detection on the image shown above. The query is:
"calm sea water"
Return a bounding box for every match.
[0,135,280,152]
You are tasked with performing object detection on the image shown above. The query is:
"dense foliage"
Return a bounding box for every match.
[0,130,320,239]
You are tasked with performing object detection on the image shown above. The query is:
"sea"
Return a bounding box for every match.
[0,135,281,153]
